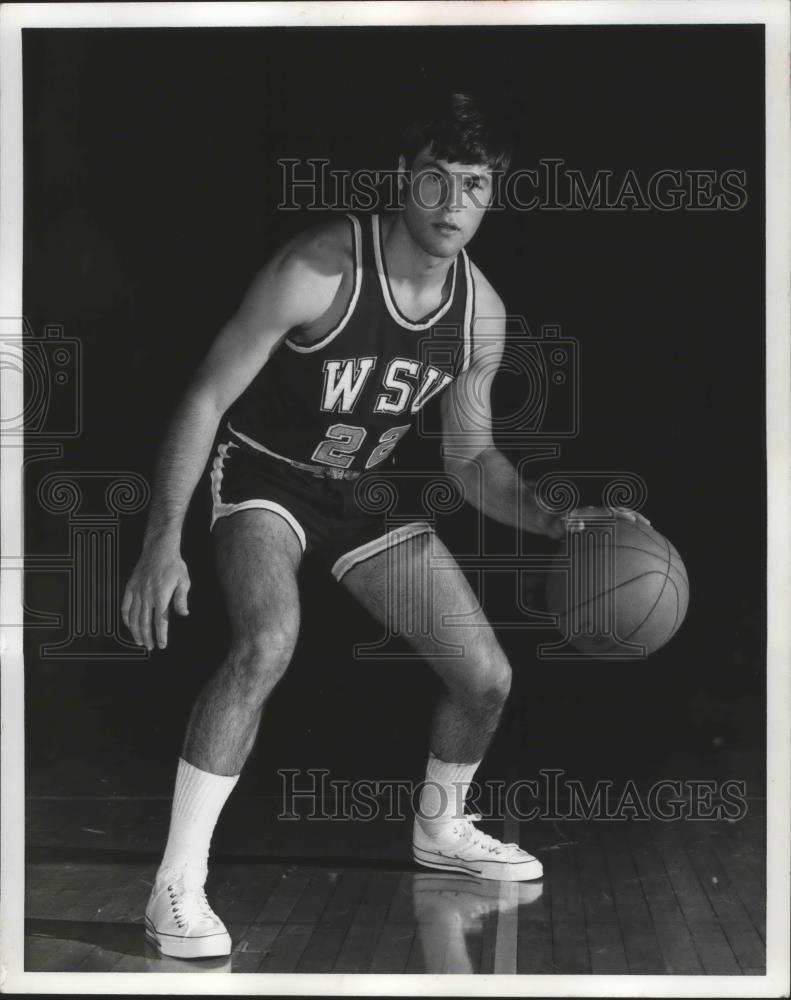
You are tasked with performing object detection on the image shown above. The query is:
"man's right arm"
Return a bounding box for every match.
[122,226,349,651]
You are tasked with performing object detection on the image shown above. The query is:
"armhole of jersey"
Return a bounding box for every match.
[461,249,475,373]
[285,213,362,354]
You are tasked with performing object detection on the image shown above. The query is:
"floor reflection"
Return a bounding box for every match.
[410,873,543,973]
[25,918,231,973]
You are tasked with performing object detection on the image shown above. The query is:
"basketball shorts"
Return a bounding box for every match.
[209,431,434,582]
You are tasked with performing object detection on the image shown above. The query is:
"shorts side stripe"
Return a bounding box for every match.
[331,522,434,581]
[210,442,307,551]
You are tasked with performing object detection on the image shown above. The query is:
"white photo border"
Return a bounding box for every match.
[1,1,788,996]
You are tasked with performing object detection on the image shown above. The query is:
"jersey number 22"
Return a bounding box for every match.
[311,423,410,470]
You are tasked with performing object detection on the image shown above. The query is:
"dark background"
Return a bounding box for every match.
[23,26,765,797]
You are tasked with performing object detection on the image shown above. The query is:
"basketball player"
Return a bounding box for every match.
[122,94,646,958]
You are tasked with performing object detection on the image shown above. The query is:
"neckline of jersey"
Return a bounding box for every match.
[372,214,459,331]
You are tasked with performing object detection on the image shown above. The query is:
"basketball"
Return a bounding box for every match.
[545,519,689,658]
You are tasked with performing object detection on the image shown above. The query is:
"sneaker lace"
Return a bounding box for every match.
[166,877,216,927]
[455,813,521,855]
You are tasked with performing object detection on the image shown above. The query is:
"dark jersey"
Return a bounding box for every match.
[224,213,475,473]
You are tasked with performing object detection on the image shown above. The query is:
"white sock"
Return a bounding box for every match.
[157,758,239,885]
[418,753,481,827]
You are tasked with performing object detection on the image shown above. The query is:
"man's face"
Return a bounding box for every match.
[400,144,494,259]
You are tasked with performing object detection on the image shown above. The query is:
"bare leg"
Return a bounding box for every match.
[145,509,305,958]
[183,509,303,775]
[340,529,542,882]
[340,530,511,763]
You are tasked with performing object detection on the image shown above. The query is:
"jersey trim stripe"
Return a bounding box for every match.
[461,248,474,372]
[285,213,363,354]
[331,521,434,581]
[372,215,458,331]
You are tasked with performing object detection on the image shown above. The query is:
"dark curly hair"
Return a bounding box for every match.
[399,92,512,174]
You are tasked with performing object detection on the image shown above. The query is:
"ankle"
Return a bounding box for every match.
[418,754,480,824]
[156,858,208,890]
[415,813,458,838]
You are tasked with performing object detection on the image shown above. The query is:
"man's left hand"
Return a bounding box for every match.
[544,505,652,539]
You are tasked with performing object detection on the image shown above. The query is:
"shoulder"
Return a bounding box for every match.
[268,215,355,323]
[277,215,355,280]
[467,259,506,321]
[235,216,356,330]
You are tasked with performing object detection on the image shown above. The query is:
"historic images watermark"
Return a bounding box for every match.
[278,768,749,823]
[278,158,748,212]
[2,317,149,657]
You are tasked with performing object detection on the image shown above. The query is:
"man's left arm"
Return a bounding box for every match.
[440,274,648,538]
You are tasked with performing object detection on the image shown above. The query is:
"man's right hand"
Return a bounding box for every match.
[121,544,191,651]
[116,222,348,653]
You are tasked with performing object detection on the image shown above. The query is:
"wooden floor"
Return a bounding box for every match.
[24,797,765,975]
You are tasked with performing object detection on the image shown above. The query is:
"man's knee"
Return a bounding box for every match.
[226,619,299,697]
[447,636,512,707]
[477,653,512,706]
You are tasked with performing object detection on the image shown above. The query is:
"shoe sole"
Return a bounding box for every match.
[413,845,543,882]
[145,918,232,958]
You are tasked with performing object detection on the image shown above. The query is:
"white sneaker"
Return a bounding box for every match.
[413,813,543,882]
[144,868,232,959]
